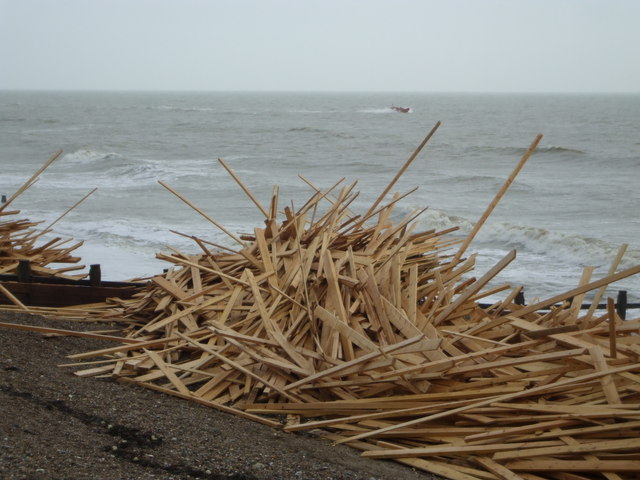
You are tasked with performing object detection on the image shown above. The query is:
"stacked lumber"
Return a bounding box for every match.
[64,130,640,480]
[0,150,91,281]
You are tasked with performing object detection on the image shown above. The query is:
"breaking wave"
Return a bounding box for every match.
[476,222,640,268]
[54,149,221,188]
[63,149,123,165]
[416,209,640,268]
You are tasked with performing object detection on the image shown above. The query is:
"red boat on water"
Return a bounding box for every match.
[390,105,411,113]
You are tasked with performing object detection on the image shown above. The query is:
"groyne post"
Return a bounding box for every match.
[616,290,627,320]
[89,264,102,287]
[17,260,32,283]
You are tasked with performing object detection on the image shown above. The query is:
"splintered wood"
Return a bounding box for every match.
[15,133,640,479]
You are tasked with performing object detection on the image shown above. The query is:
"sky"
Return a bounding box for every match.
[1,0,639,93]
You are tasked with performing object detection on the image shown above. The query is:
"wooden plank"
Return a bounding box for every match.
[583,244,627,325]
[464,419,577,443]
[567,266,594,323]
[119,377,280,427]
[432,249,516,326]
[0,282,28,309]
[323,433,495,480]
[1,149,63,211]
[374,339,542,381]
[453,134,541,263]
[361,440,564,458]
[493,437,640,461]
[336,362,640,445]
[144,349,190,395]
[322,249,355,361]
[152,275,189,300]
[315,305,378,352]
[509,318,617,353]
[246,270,313,373]
[589,346,621,404]
[446,347,586,376]
[282,334,437,393]
[504,459,640,472]
[490,402,640,417]
[472,456,525,480]
[175,331,302,402]
[158,179,247,245]
[0,321,141,344]
[557,434,623,480]
[522,324,580,338]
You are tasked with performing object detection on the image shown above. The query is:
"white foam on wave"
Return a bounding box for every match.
[62,148,123,164]
[415,208,638,268]
[73,242,165,281]
[358,108,396,114]
[417,208,474,233]
[152,105,216,113]
[50,216,256,278]
[412,208,640,302]
[474,244,640,305]
[475,222,640,268]
[49,150,226,189]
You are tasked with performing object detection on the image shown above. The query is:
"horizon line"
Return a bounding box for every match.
[1,88,639,95]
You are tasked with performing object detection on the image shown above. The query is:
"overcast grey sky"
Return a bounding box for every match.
[1,0,639,92]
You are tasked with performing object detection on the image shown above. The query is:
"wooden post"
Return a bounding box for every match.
[17,260,32,283]
[607,297,618,359]
[89,264,101,287]
[616,290,627,320]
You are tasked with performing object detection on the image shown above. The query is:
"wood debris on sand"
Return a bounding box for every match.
[0,150,91,281]
[3,126,640,480]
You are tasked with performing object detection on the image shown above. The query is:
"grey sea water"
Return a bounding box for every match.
[1,91,639,304]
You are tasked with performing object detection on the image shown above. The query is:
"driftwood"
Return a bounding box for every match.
[2,131,640,480]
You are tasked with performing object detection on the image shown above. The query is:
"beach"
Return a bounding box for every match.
[0,311,436,480]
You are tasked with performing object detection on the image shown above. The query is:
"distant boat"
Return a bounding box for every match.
[390,105,411,113]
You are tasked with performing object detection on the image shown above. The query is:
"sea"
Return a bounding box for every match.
[1,91,639,307]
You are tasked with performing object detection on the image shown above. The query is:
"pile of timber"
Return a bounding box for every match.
[4,129,640,479]
[64,130,640,480]
[0,150,88,280]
